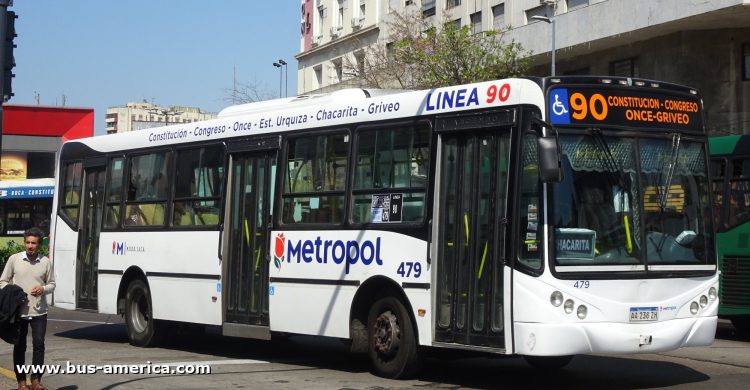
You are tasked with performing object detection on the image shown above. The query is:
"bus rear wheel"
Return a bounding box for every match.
[367,293,421,379]
[523,355,574,369]
[125,279,166,347]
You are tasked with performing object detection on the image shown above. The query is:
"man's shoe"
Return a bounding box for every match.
[17,380,29,390]
[30,379,46,390]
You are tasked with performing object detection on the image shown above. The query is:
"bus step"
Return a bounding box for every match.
[222,322,271,340]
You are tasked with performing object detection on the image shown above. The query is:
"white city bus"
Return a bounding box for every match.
[50,76,718,378]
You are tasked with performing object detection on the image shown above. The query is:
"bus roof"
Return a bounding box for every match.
[62,78,546,155]
[709,135,745,155]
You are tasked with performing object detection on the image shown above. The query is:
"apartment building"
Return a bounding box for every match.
[296,0,750,136]
[104,101,218,135]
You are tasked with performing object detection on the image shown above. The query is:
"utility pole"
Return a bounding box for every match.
[0,0,15,159]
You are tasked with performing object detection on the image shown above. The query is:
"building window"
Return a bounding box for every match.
[314,65,323,89]
[332,59,343,84]
[360,0,366,18]
[471,12,482,35]
[451,18,461,30]
[447,0,461,8]
[610,57,639,78]
[316,7,324,36]
[567,0,589,11]
[337,0,344,28]
[526,5,550,24]
[492,4,505,32]
[744,44,750,80]
[131,114,135,121]
[423,0,436,16]
[565,67,590,75]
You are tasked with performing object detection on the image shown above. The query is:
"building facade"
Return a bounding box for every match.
[0,105,94,243]
[105,101,218,134]
[296,0,750,136]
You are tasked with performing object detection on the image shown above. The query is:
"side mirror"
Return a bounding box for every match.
[538,136,564,183]
[531,114,564,183]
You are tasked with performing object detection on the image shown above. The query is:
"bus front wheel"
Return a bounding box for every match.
[124,279,166,347]
[523,355,574,369]
[367,292,421,379]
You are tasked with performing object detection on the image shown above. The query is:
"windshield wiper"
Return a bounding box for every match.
[660,133,682,210]
[587,128,624,188]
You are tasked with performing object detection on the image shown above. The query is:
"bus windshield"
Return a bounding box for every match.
[552,133,714,270]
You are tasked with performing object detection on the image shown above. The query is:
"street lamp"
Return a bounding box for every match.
[273,62,282,98]
[278,59,288,97]
[149,108,184,127]
[531,16,556,77]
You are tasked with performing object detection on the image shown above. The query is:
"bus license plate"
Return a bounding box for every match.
[629,307,659,322]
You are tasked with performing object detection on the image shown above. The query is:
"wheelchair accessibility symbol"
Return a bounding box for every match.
[553,94,568,115]
[549,89,570,124]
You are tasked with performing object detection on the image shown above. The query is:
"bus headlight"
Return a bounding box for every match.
[700,295,708,308]
[577,305,588,320]
[690,301,699,315]
[564,299,574,314]
[550,291,563,307]
[709,287,717,301]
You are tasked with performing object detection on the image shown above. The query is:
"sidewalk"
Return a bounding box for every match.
[0,365,51,390]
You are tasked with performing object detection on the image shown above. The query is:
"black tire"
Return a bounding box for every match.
[124,279,167,347]
[730,317,750,333]
[523,355,574,369]
[367,292,421,379]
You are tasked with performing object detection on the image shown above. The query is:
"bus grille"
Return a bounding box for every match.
[721,256,750,307]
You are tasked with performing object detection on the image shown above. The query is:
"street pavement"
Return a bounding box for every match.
[0,307,748,389]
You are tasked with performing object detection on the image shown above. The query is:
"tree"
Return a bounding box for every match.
[221,75,276,105]
[343,5,531,90]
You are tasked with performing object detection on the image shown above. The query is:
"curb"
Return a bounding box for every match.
[0,365,53,390]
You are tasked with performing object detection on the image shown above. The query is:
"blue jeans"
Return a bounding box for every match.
[14,315,47,382]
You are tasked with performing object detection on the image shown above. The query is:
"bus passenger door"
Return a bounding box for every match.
[224,149,276,327]
[77,161,107,310]
[434,131,512,348]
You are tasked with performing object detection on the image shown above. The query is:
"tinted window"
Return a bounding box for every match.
[173,146,224,226]
[282,133,349,224]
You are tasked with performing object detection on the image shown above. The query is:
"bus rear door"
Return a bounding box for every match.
[223,137,279,335]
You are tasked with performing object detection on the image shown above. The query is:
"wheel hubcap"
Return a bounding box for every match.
[374,310,401,355]
[130,292,148,333]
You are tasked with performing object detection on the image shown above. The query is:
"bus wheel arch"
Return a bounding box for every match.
[119,268,169,347]
[351,276,422,379]
[117,266,147,315]
[350,277,417,352]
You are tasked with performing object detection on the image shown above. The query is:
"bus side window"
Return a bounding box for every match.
[518,134,542,270]
[104,157,125,229]
[728,158,750,228]
[710,158,725,230]
[282,133,349,224]
[124,152,170,227]
[172,146,224,226]
[60,161,83,226]
[352,125,430,224]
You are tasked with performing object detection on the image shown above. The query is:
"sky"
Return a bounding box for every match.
[10,1,301,136]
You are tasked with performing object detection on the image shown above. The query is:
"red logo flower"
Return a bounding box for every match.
[274,233,285,259]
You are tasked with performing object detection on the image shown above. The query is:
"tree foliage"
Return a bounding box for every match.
[344,6,531,90]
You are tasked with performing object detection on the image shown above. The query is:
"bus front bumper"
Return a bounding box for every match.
[514,316,717,356]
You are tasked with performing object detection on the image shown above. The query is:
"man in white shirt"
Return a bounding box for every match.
[0,227,56,390]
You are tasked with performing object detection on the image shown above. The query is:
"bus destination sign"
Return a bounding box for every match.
[548,87,703,132]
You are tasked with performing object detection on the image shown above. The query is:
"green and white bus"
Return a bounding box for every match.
[710,135,750,333]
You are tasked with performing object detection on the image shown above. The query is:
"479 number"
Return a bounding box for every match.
[397,262,422,278]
